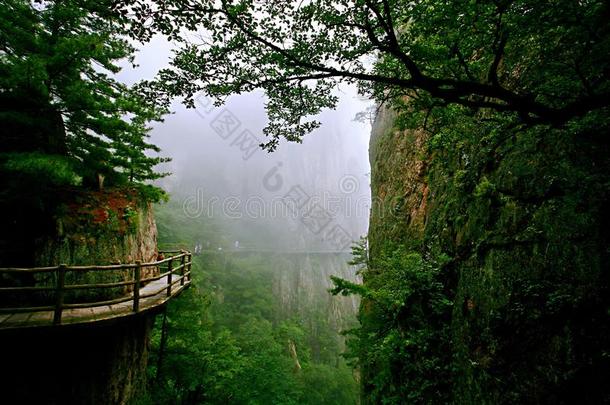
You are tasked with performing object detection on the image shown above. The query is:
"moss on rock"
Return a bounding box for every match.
[363,104,610,403]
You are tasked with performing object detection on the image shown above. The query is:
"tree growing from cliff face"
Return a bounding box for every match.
[121,0,609,150]
[0,0,169,189]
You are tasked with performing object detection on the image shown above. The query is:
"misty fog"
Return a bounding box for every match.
[120,36,372,252]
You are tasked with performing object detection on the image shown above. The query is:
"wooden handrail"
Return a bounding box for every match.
[62,294,135,310]
[63,279,136,290]
[140,276,186,300]
[0,250,192,327]
[0,266,59,274]
[0,286,57,293]
[140,263,187,284]
[0,251,187,273]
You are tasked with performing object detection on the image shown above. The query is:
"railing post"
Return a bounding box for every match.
[180,251,186,286]
[133,261,141,313]
[166,257,173,297]
[187,253,192,282]
[53,264,66,325]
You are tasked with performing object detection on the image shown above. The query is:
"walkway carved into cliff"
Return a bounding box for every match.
[0,251,192,329]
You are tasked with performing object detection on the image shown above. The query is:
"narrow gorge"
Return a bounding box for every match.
[2,1,609,403]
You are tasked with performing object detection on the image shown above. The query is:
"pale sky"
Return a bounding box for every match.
[117,35,373,248]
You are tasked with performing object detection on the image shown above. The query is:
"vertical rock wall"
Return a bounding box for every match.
[35,189,158,269]
[1,315,155,405]
[367,104,610,403]
[368,105,429,255]
[271,253,360,333]
[1,188,162,404]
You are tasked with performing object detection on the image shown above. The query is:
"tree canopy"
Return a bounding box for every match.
[122,0,610,150]
[0,0,169,189]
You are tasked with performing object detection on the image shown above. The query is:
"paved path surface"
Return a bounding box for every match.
[0,275,189,330]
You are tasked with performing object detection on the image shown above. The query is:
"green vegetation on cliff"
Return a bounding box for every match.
[140,202,359,404]
[341,102,610,403]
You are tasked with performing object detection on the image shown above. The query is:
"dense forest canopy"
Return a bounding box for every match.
[120,0,610,149]
[0,0,169,190]
[145,202,360,404]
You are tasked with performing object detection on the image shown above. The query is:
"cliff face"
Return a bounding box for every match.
[368,106,429,255]
[271,253,360,338]
[366,106,610,403]
[35,188,158,267]
[2,315,154,405]
[1,189,161,405]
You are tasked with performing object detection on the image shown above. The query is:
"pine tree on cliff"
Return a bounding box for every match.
[0,0,169,189]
